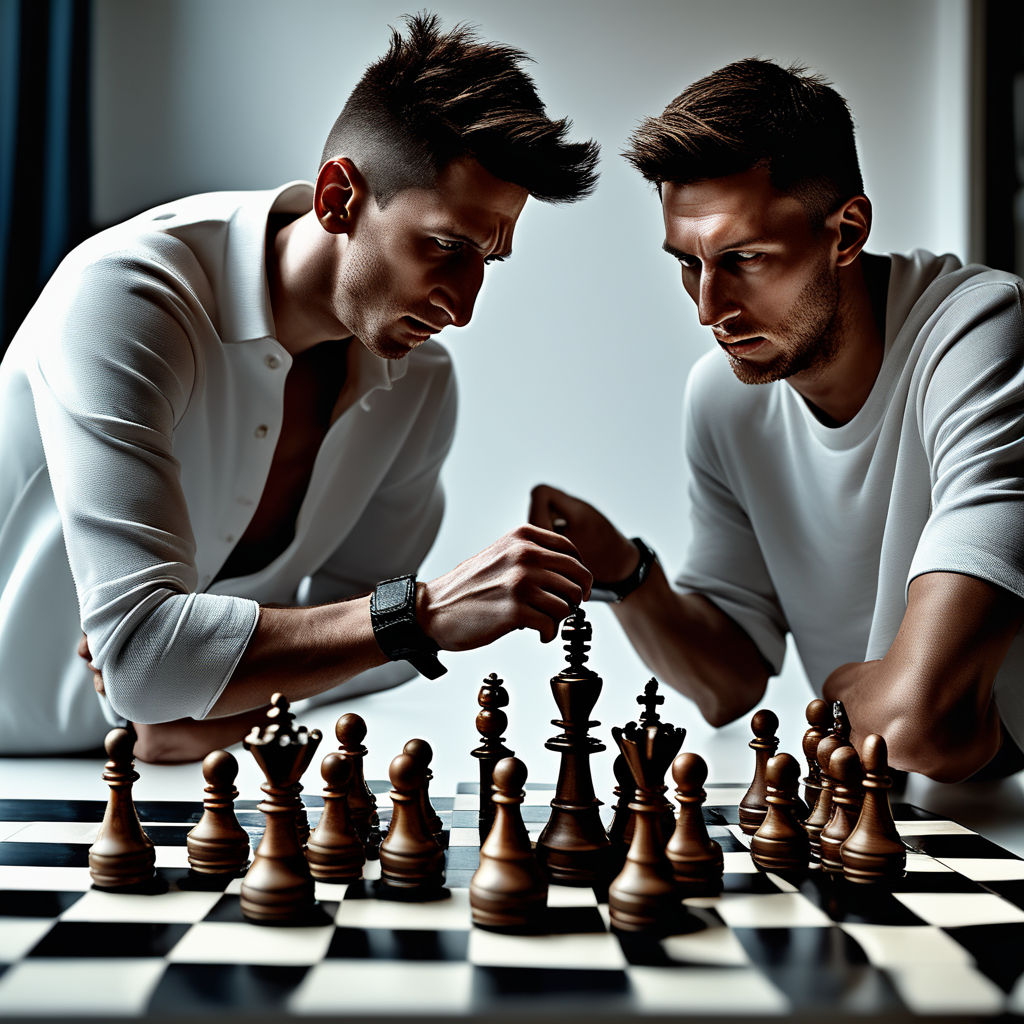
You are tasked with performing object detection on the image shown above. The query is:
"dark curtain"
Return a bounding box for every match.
[0,0,92,357]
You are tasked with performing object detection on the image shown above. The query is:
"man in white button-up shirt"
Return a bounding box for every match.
[0,14,597,760]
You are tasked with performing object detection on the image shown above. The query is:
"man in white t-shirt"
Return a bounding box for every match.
[531,58,1024,783]
[0,14,598,760]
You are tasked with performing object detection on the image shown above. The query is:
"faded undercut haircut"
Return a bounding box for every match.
[320,12,599,206]
[623,58,864,225]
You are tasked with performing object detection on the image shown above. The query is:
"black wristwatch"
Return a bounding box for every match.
[589,538,658,603]
[369,574,447,679]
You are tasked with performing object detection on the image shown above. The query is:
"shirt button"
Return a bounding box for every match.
[254,424,268,438]
[265,354,281,370]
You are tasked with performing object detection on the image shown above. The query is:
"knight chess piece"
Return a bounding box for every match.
[665,752,723,896]
[240,694,322,923]
[842,734,908,884]
[820,745,865,874]
[186,749,250,876]
[404,738,444,836]
[335,712,381,853]
[738,709,780,835]
[306,751,365,883]
[470,756,548,931]
[471,673,514,839]
[88,727,157,890]
[801,698,831,818]
[535,609,612,887]
[750,753,810,875]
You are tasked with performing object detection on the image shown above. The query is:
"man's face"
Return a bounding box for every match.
[661,165,841,386]
[336,156,528,360]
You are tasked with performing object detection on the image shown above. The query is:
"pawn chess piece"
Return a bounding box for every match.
[801,699,831,818]
[739,709,779,835]
[841,734,908,885]
[186,750,250,876]
[820,744,864,874]
[750,753,809,875]
[404,738,443,836]
[471,673,514,837]
[665,752,723,896]
[335,713,380,851]
[804,732,846,862]
[379,750,445,897]
[88,727,157,890]
[470,757,548,931]
[306,752,365,883]
[240,694,323,923]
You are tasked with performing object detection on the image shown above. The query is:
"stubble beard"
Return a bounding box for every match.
[335,237,411,361]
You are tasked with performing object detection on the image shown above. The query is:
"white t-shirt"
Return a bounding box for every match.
[0,183,456,753]
[676,250,1024,749]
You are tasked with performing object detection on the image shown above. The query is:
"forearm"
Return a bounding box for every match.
[611,561,771,726]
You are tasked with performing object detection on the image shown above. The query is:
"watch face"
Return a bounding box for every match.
[376,578,410,613]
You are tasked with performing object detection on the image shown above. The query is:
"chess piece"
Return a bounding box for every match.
[830,699,852,743]
[801,698,831,818]
[842,734,907,884]
[820,744,864,873]
[665,752,723,895]
[606,752,635,877]
[471,673,514,837]
[634,678,678,841]
[88,727,157,890]
[335,713,380,852]
[186,749,250,876]
[804,732,845,862]
[607,719,686,933]
[240,694,322,923]
[306,752,365,883]
[379,750,445,896]
[738,709,779,835]
[750,753,809,875]
[535,609,612,886]
[470,757,548,931]
[404,738,443,836]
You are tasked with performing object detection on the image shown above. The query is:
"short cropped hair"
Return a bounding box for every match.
[623,58,863,223]
[320,13,599,206]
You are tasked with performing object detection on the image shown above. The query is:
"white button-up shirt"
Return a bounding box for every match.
[0,183,456,753]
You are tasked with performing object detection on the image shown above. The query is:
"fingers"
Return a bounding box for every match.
[528,483,572,531]
[77,633,91,661]
[78,632,104,694]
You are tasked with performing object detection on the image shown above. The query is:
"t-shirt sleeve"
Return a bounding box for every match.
[29,247,259,725]
[910,278,1024,597]
[673,364,789,674]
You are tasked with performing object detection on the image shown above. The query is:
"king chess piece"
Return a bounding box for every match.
[240,694,322,924]
[186,749,250,876]
[535,609,612,887]
[471,673,514,840]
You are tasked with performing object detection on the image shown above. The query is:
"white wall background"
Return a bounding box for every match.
[90,0,972,788]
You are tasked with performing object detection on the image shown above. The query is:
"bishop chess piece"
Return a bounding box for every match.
[750,753,809,875]
[608,718,686,933]
[470,757,548,931]
[665,752,723,896]
[335,713,381,854]
[306,752,365,883]
[379,749,446,898]
[820,745,864,874]
[404,738,444,836]
[738,709,779,835]
[240,694,322,923]
[535,609,612,887]
[805,733,847,862]
[471,673,513,839]
[186,749,250,876]
[841,734,907,885]
[88,727,157,891]
[801,698,831,818]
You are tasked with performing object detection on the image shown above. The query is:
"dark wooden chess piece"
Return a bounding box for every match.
[186,749,250,876]
[335,712,381,854]
[608,718,686,933]
[820,744,864,874]
[379,750,445,897]
[471,673,514,839]
[88,727,157,890]
[470,756,548,931]
[738,709,779,835]
[804,732,845,862]
[635,678,679,841]
[535,609,612,887]
[665,752,723,896]
[306,751,365,883]
[240,694,322,923]
[801,698,831,818]
[404,738,443,836]
[842,734,908,885]
[750,753,809,875]
[606,752,635,877]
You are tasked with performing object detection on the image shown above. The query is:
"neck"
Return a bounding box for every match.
[789,253,889,427]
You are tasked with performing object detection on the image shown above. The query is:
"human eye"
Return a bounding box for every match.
[731,251,764,266]
[676,254,699,270]
[432,237,464,254]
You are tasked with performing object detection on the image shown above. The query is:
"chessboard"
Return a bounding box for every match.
[1,783,1023,1024]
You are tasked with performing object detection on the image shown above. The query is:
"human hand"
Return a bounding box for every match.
[419,524,592,648]
[77,633,105,695]
[529,483,639,583]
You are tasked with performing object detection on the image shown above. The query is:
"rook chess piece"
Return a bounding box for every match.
[841,734,907,885]
[471,673,514,838]
[335,713,381,853]
[88,727,157,890]
[820,744,864,874]
[739,709,779,835]
[306,752,365,883]
[750,753,809,875]
[801,698,831,818]
[470,757,548,931]
[665,752,723,896]
[186,749,250,876]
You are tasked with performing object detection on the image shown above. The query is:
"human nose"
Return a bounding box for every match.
[695,267,740,329]
[429,260,483,329]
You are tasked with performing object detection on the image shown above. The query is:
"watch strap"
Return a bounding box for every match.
[589,537,657,603]
[370,574,447,679]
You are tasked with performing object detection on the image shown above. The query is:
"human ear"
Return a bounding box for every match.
[830,196,872,267]
[314,158,368,234]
